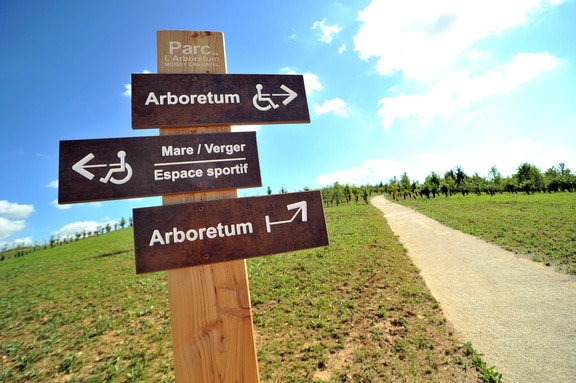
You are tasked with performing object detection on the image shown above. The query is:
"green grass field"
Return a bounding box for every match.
[393,192,576,274]
[0,203,485,382]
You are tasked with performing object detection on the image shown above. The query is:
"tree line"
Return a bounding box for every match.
[318,162,574,206]
[47,217,132,248]
[1,217,133,259]
[321,183,384,206]
[387,162,575,199]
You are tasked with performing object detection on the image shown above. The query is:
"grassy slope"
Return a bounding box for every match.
[0,204,481,382]
[393,192,576,274]
[0,229,173,383]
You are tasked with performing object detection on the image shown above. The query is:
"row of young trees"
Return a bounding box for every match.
[321,182,384,206]
[387,162,575,199]
[1,217,133,257]
[317,162,574,206]
[47,217,132,248]
[266,184,380,206]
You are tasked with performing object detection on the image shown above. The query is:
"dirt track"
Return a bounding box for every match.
[372,196,576,383]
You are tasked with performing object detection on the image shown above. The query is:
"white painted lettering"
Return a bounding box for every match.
[169,41,182,54]
[144,92,240,106]
[145,92,159,105]
[148,222,254,247]
[186,229,198,241]
[149,230,165,246]
[154,168,204,182]
[182,44,194,54]
[206,227,218,239]
[206,163,249,179]
[167,92,178,105]
[203,143,246,155]
[226,94,240,103]
[169,41,212,55]
[173,228,185,243]
[161,146,173,156]
[161,146,194,156]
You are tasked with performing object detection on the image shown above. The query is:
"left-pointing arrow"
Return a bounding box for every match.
[72,153,105,180]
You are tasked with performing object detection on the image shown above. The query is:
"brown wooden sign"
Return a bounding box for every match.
[131,73,310,128]
[58,132,261,204]
[133,191,328,274]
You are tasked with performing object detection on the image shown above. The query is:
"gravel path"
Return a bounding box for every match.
[371,196,576,383]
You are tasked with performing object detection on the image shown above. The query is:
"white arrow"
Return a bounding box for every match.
[72,153,106,180]
[265,201,308,233]
[272,84,298,106]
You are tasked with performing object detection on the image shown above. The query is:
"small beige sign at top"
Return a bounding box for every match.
[157,30,226,74]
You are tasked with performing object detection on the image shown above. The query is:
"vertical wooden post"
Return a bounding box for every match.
[157,30,260,383]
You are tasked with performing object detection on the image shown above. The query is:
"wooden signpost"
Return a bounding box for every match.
[58,30,326,383]
[154,30,263,383]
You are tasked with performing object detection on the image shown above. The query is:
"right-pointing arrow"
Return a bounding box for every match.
[273,84,298,106]
[287,201,307,221]
[265,200,308,233]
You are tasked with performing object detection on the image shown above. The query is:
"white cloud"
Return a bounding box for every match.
[312,19,341,43]
[317,136,575,189]
[409,137,575,182]
[303,72,323,95]
[377,52,560,129]
[7,237,32,248]
[122,84,132,97]
[0,217,25,241]
[338,44,347,54]
[0,201,35,242]
[51,220,118,240]
[0,200,35,219]
[314,97,349,117]
[123,70,151,97]
[354,0,563,80]
[353,1,564,131]
[0,236,33,250]
[318,159,409,186]
[46,179,58,188]
[281,69,323,95]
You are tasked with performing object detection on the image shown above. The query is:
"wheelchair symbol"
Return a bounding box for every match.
[99,151,133,184]
[252,84,298,112]
[72,150,133,185]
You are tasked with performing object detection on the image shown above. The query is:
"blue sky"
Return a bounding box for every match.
[1,0,575,248]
